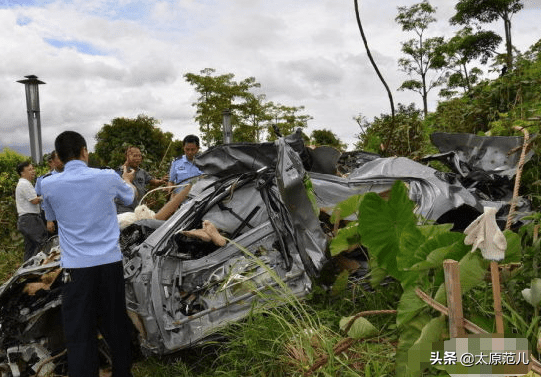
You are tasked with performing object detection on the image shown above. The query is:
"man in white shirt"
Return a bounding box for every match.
[15,161,48,261]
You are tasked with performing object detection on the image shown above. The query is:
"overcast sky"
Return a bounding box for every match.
[1,0,540,156]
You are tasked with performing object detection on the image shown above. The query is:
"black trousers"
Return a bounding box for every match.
[62,261,133,377]
[17,213,47,261]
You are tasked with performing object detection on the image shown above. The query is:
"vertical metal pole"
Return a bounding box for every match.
[222,108,232,144]
[17,75,45,164]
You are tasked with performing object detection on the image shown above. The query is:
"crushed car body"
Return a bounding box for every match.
[122,136,326,355]
[0,131,533,375]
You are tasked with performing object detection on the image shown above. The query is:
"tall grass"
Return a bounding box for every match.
[0,246,23,283]
[132,245,401,376]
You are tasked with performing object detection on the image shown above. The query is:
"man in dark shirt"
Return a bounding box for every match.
[115,146,167,213]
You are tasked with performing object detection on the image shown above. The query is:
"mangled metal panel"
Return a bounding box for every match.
[275,138,326,278]
[423,132,534,227]
[194,130,310,177]
[310,157,483,224]
[0,244,66,377]
[428,132,534,178]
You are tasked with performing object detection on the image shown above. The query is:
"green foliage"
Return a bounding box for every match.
[185,68,262,146]
[310,128,346,150]
[330,222,361,257]
[185,68,312,146]
[357,182,419,283]
[450,0,524,69]
[0,148,32,257]
[331,181,525,375]
[93,114,182,173]
[424,39,541,211]
[451,0,524,25]
[355,103,426,158]
[339,316,378,339]
[264,103,312,142]
[521,278,541,307]
[395,0,446,116]
[330,269,350,297]
[439,27,502,97]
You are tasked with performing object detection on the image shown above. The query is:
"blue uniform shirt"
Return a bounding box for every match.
[169,155,202,184]
[35,170,59,196]
[42,160,135,268]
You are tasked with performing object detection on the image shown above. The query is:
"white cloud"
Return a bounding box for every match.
[0,0,539,154]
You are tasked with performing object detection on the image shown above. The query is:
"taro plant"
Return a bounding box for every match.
[330,180,522,376]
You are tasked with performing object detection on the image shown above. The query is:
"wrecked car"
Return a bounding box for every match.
[0,131,532,376]
[0,134,327,375]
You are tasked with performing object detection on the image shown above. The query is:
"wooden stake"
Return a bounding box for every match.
[443,259,465,338]
[333,208,341,235]
[490,260,504,334]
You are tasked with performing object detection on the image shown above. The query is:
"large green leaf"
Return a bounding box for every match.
[413,315,447,345]
[358,181,420,280]
[329,222,361,256]
[397,287,426,327]
[398,223,455,270]
[402,232,465,272]
[434,251,489,303]
[408,238,468,272]
[395,312,432,377]
[407,316,448,375]
[330,194,364,223]
[415,231,466,263]
[339,316,378,339]
[417,223,454,239]
[503,229,522,263]
[368,260,388,288]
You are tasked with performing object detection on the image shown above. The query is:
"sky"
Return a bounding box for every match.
[1,0,540,157]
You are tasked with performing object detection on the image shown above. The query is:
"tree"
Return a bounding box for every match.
[395,0,446,117]
[354,103,425,157]
[439,27,502,97]
[93,114,182,172]
[310,129,347,150]
[184,68,261,146]
[265,103,312,141]
[450,0,524,70]
[235,93,273,143]
[186,68,314,145]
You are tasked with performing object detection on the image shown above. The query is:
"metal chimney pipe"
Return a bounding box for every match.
[17,75,45,164]
[222,108,232,144]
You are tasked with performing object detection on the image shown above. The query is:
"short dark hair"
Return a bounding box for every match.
[183,134,200,147]
[55,131,87,163]
[17,161,32,176]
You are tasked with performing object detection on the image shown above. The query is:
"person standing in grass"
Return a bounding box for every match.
[42,131,136,377]
[15,161,48,261]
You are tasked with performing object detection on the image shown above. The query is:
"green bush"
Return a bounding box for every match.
[0,148,32,278]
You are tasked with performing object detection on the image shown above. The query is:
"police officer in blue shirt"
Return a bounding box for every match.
[167,134,202,196]
[35,150,63,234]
[42,131,136,377]
[35,150,63,196]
